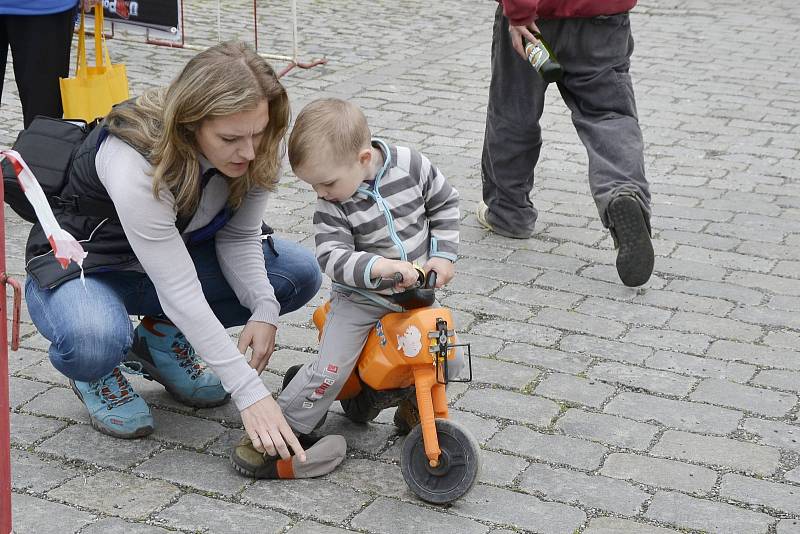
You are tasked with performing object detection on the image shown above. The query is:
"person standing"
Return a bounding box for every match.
[479,0,654,287]
[0,1,98,127]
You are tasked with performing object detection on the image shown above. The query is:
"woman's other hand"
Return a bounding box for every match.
[240,396,306,461]
[238,321,277,374]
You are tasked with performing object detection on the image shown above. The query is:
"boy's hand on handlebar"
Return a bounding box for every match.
[239,321,277,374]
[240,395,306,462]
[424,257,455,288]
[372,258,419,289]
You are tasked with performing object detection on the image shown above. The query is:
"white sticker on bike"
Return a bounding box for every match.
[397,326,422,357]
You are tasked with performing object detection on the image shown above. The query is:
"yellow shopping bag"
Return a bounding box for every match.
[60,5,129,122]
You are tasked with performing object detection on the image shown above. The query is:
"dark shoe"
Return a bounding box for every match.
[230,433,346,479]
[393,396,420,435]
[607,194,654,287]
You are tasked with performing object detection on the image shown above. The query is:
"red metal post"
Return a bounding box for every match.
[1,163,21,533]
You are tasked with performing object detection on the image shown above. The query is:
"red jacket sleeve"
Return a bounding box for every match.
[500,0,538,26]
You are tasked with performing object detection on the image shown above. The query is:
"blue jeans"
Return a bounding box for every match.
[25,237,322,382]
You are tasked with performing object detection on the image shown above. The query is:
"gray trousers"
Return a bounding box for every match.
[278,290,465,434]
[481,6,651,238]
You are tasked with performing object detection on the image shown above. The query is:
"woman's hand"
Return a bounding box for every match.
[240,395,306,461]
[423,257,455,288]
[238,321,277,374]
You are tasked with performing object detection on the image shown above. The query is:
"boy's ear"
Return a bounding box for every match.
[358,148,372,166]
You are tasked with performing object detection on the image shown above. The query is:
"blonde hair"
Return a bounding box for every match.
[288,98,370,171]
[106,41,289,216]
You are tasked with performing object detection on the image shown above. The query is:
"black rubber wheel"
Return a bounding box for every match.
[401,419,480,504]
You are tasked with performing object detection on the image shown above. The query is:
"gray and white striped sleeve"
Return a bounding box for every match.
[313,199,382,288]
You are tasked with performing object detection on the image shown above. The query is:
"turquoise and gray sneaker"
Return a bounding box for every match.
[70,367,154,439]
[125,316,230,408]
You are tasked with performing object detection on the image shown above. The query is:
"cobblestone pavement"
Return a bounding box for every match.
[4,0,800,532]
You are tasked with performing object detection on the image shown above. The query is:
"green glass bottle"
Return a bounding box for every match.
[524,33,563,83]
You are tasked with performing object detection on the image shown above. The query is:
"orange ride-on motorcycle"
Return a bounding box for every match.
[287,269,479,503]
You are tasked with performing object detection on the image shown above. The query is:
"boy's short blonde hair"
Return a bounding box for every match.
[288,98,371,171]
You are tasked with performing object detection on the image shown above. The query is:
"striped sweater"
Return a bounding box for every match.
[313,139,459,293]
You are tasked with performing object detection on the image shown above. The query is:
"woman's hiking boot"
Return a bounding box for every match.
[70,366,154,439]
[125,316,230,408]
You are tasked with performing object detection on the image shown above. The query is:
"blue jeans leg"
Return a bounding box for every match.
[25,274,137,382]
[25,237,321,382]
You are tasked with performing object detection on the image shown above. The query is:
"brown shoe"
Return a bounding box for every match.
[230,433,346,479]
[393,396,420,435]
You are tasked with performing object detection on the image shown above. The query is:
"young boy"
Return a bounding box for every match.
[278,97,462,437]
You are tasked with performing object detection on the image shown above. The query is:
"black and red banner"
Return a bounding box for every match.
[100,0,180,32]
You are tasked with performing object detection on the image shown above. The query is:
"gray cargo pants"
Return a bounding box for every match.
[481,6,651,238]
[278,290,465,434]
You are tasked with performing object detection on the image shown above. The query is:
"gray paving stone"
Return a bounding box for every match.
[588,361,696,396]
[9,376,49,409]
[496,343,591,374]
[534,271,633,300]
[576,297,673,327]
[157,493,291,533]
[15,359,70,386]
[667,279,764,305]
[534,372,616,408]
[600,452,717,493]
[455,388,560,427]
[457,257,541,283]
[708,340,800,370]
[530,308,627,339]
[20,386,90,423]
[453,484,584,534]
[456,333,505,357]
[352,496,489,534]
[149,407,227,448]
[477,449,529,486]
[555,409,658,450]
[519,463,649,515]
[327,458,409,500]
[287,520,358,534]
[10,412,67,446]
[730,304,800,330]
[317,413,397,454]
[668,311,763,342]
[81,518,174,534]
[506,249,586,273]
[491,284,583,310]
[690,378,797,417]
[728,271,800,297]
[472,319,561,347]
[37,423,161,469]
[560,334,653,365]
[604,392,742,434]
[752,369,800,393]
[720,473,800,515]
[583,517,683,534]
[488,425,606,470]
[651,430,780,476]
[645,350,756,383]
[623,326,712,355]
[134,449,247,495]
[47,469,181,519]
[441,293,533,321]
[645,491,773,534]
[672,245,775,273]
[11,449,80,493]
[742,418,800,454]
[469,356,540,389]
[11,493,95,534]
[631,288,734,317]
[445,272,504,294]
[242,479,370,523]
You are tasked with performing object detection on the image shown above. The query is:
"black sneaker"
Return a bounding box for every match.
[607,194,654,287]
[393,396,420,435]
